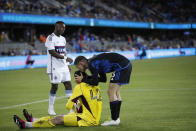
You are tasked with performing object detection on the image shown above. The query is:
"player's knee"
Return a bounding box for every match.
[50,84,58,94]
[116,92,121,101]
[109,95,117,102]
[115,85,121,100]
[108,90,117,101]
[64,81,72,90]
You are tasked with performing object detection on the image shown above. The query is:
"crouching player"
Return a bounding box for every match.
[13,71,102,129]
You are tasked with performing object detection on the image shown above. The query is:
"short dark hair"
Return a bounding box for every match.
[55,21,65,26]
[74,56,87,65]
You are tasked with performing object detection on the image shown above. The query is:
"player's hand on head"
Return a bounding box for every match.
[74,73,83,83]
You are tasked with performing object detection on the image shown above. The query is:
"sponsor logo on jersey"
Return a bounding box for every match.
[55,46,65,54]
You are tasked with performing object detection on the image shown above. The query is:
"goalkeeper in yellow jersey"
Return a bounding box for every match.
[13,71,102,129]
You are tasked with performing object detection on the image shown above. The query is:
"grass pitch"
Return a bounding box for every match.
[0,56,196,131]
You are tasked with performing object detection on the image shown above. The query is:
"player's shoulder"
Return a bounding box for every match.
[79,82,91,90]
[47,33,55,41]
[74,83,83,90]
[60,35,66,41]
[81,82,98,90]
[80,82,88,87]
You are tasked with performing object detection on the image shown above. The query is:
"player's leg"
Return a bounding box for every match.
[29,114,63,128]
[63,113,78,126]
[63,81,73,112]
[33,113,80,127]
[64,113,92,127]
[116,86,122,120]
[107,83,119,102]
[115,63,132,121]
[13,115,26,129]
[108,83,119,120]
[101,83,121,126]
[23,109,34,122]
[48,73,61,115]
[102,64,131,126]
[20,109,63,128]
[108,84,122,121]
[105,71,121,124]
[62,71,72,101]
[63,81,72,99]
[13,114,57,129]
[50,115,64,125]
[48,83,58,115]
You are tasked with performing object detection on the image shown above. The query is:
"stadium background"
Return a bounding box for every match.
[0,0,196,131]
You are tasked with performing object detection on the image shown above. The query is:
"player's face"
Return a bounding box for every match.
[75,78,81,84]
[76,61,87,72]
[55,23,65,35]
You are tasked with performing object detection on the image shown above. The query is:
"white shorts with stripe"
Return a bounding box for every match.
[48,71,71,84]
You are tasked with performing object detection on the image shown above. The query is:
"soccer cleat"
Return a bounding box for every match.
[13,115,26,129]
[23,109,33,122]
[101,118,120,126]
[48,107,56,115]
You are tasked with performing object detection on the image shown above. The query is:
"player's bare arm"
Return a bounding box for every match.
[68,65,72,72]
[48,50,64,59]
[66,57,73,63]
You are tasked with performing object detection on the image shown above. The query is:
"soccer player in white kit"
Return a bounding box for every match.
[45,21,73,115]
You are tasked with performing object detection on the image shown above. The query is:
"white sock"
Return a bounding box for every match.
[65,90,72,100]
[25,122,33,128]
[49,93,56,109]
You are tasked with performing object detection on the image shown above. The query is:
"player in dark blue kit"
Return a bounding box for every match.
[74,53,132,126]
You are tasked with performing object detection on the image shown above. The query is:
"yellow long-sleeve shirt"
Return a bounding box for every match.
[66,82,102,126]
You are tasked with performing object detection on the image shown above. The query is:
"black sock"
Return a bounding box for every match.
[110,101,119,120]
[116,101,122,119]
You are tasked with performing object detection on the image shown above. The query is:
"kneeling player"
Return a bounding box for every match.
[13,71,102,129]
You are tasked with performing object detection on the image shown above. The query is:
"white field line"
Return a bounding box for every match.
[0,96,65,110]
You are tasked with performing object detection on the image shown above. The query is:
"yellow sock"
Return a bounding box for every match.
[33,116,55,128]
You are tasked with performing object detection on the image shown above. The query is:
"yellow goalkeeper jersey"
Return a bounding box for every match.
[66,82,102,126]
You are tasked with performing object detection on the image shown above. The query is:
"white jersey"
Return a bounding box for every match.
[45,33,69,73]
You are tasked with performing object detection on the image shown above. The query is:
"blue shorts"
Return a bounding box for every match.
[110,62,132,85]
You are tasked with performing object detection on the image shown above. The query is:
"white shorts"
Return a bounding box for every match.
[48,71,71,84]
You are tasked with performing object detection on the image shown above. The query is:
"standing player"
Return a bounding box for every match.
[74,52,132,126]
[13,71,102,129]
[45,21,73,115]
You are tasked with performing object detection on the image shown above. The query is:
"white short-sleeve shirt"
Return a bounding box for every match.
[45,33,69,73]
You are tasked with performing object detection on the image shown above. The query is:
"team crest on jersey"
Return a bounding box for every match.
[55,46,65,54]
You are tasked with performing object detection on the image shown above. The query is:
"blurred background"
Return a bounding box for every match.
[0,0,196,70]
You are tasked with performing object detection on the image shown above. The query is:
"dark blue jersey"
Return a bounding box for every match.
[82,53,131,86]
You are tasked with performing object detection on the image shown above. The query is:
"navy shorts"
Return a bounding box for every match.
[110,62,132,85]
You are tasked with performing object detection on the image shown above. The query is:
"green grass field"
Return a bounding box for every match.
[0,56,196,131]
